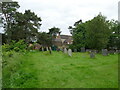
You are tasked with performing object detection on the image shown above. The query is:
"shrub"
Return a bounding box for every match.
[2,40,27,52]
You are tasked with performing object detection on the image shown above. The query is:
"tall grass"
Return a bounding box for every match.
[2,51,118,88]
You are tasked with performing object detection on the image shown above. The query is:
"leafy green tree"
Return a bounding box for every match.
[1,2,20,43]
[107,20,120,49]
[12,10,42,43]
[86,13,111,50]
[68,19,86,50]
[1,2,42,43]
[48,27,61,37]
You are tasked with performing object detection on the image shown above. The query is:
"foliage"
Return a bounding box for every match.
[85,14,111,50]
[1,2,20,43]
[1,2,42,43]
[69,13,112,51]
[107,20,120,49]
[2,40,27,52]
[37,32,52,47]
[48,27,61,36]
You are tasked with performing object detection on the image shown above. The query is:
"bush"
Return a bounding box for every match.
[2,40,27,52]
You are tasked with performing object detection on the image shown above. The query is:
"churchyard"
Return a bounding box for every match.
[1,1,120,89]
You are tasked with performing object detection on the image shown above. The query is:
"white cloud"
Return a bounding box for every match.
[12,0,120,35]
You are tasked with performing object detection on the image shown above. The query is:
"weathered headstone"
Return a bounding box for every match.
[68,49,72,57]
[42,47,44,51]
[64,48,67,54]
[46,47,49,51]
[90,51,95,58]
[116,50,120,54]
[49,47,52,54]
[93,50,98,53]
[74,49,77,52]
[49,47,52,51]
[86,49,91,52]
[102,49,108,56]
[81,47,85,52]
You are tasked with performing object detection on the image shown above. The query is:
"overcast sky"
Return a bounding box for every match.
[3,0,120,35]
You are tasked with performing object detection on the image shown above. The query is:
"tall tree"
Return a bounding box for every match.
[68,19,86,50]
[48,27,61,37]
[107,20,120,49]
[86,13,111,50]
[12,10,42,43]
[1,2,20,43]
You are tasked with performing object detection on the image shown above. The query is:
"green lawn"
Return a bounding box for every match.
[2,51,118,88]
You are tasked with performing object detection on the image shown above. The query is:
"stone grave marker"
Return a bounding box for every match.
[81,47,85,52]
[42,47,44,51]
[46,47,49,51]
[116,50,120,54]
[102,49,108,56]
[49,47,52,54]
[90,51,95,58]
[49,47,52,51]
[68,49,72,57]
[64,48,67,54]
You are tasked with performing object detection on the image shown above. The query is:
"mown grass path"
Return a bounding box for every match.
[18,51,118,88]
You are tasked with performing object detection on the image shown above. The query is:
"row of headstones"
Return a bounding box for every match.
[63,48,120,58]
[73,48,120,54]
[41,47,52,51]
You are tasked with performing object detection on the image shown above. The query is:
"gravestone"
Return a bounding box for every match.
[109,50,115,54]
[46,47,49,51]
[64,48,67,54]
[81,47,85,52]
[74,49,77,52]
[49,47,52,54]
[90,51,95,58]
[116,50,120,54]
[42,47,44,51]
[102,49,108,56]
[93,50,98,53]
[49,47,52,51]
[86,49,90,52]
[68,49,72,57]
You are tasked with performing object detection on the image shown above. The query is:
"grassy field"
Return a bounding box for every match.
[2,51,118,88]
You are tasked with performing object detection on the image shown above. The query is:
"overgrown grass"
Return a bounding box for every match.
[2,51,118,88]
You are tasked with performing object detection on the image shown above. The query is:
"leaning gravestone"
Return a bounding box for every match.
[49,47,52,51]
[68,49,72,57]
[90,51,95,58]
[64,48,67,54]
[81,47,85,52]
[102,49,108,56]
[49,47,52,54]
